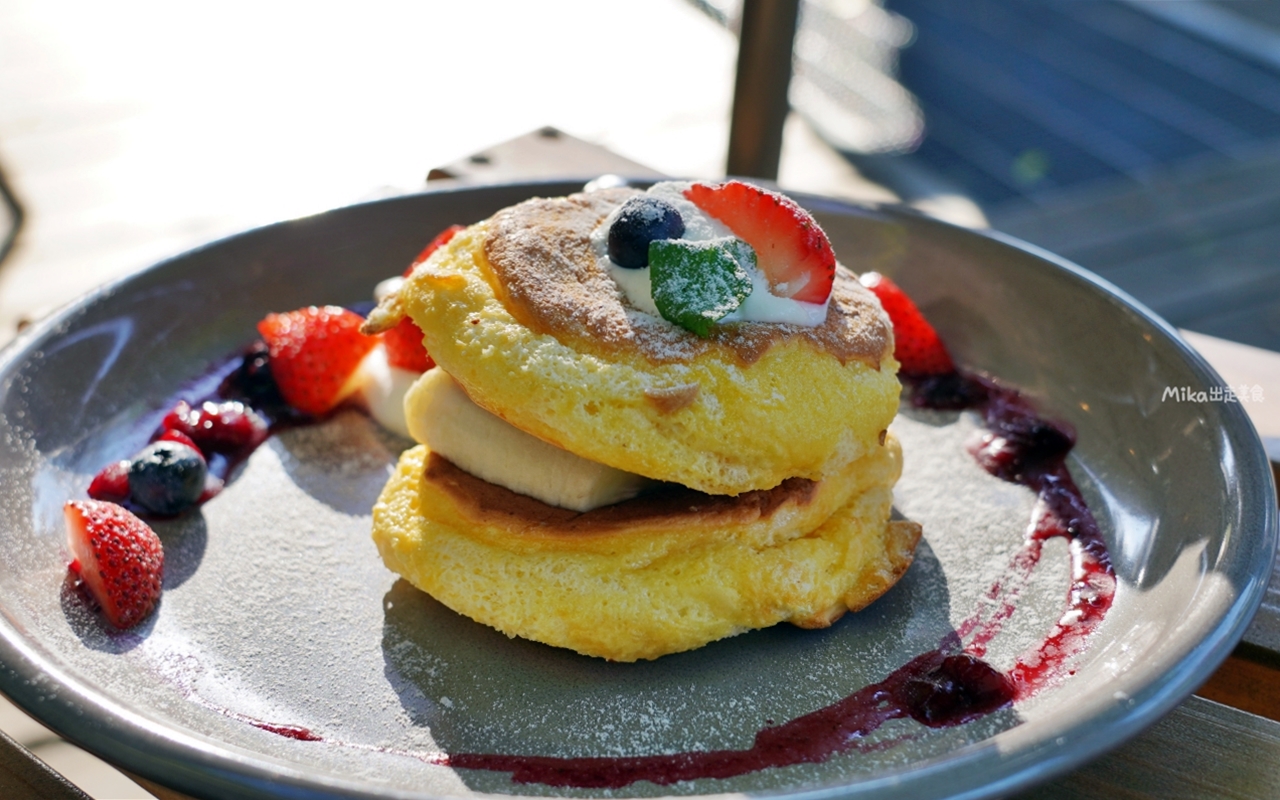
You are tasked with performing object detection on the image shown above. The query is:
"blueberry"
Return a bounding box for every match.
[221,341,282,407]
[607,196,685,268]
[128,441,207,515]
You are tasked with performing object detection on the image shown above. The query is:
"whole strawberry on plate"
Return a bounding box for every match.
[859,271,955,377]
[64,500,164,629]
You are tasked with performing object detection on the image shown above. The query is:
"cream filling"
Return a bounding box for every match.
[349,346,418,439]
[404,368,653,512]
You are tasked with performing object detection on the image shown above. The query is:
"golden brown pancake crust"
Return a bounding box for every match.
[482,189,891,368]
[372,443,921,660]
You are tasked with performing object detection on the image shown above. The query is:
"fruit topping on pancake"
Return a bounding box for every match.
[607,195,685,268]
[593,182,836,333]
[648,237,756,338]
[684,180,836,303]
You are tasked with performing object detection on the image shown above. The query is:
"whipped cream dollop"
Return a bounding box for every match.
[349,346,419,439]
[590,181,830,327]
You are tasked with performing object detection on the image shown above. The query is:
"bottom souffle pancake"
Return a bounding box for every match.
[372,438,920,662]
[366,180,919,660]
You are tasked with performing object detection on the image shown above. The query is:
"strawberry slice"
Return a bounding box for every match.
[383,316,434,372]
[379,224,460,369]
[257,306,379,415]
[859,272,955,376]
[403,224,465,277]
[64,500,164,629]
[156,428,201,453]
[684,181,836,303]
[88,461,131,503]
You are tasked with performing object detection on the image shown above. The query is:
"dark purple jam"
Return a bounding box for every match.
[910,372,1115,696]
[894,652,1015,727]
[423,649,1015,788]
[907,370,990,410]
[190,696,324,742]
[217,339,308,425]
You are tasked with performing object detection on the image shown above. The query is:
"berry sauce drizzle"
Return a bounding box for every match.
[169,363,1114,789]
[910,372,1116,696]
[186,694,323,742]
[340,371,1111,789]
[431,651,1011,788]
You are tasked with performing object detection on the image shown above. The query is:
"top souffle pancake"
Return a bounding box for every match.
[369,187,900,496]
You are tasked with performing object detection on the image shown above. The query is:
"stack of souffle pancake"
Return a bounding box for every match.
[364,186,920,662]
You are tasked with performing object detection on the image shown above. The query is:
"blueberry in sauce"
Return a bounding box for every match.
[220,341,286,411]
[127,441,207,515]
[607,196,685,268]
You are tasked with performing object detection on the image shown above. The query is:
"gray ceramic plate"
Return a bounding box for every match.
[0,182,1274,800]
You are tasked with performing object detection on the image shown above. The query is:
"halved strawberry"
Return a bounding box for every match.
[257,306,380,415]
[383,316,434,372]
[684,181,836,303]
[859,272,955,376]
[64,500,164,629]
[403,224,465,277]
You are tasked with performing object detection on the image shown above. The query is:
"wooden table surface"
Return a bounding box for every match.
[1,131,1279,799]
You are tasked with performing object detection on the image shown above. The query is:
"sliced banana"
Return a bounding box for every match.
[406,368,652,512]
